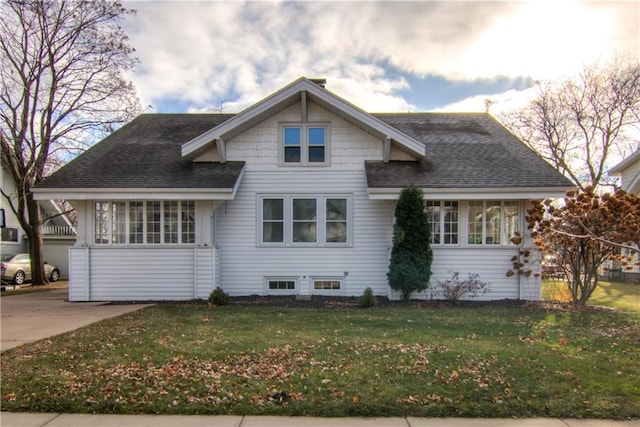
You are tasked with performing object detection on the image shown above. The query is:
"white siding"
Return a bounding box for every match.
[422,247,540,301]
[68,246,216,301]
[215,171,394,297]
[69,247,89,301]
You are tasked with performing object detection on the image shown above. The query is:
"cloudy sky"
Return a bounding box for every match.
[121,1,639,116]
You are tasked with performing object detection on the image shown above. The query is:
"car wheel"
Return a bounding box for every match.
[49,269,59,282]
[13,270,25,285]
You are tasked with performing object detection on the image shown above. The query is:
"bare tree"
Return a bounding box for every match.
[0,0,140,285]
[503,56,640,191]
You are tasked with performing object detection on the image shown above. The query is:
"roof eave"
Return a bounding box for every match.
[609,149,640,174]
[32,187,238,201]
[367,186,574,200]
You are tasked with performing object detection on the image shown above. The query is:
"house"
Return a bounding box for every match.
[608,149,640,282]
[609,149,640,195]
[32,77,572,302]
[1,162,76,280]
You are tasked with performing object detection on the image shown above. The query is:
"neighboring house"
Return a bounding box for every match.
[608,149,640,283]
[32,77,572,302]
[1,162,76,280]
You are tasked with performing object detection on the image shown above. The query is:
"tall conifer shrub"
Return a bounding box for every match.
[387,184,433,301]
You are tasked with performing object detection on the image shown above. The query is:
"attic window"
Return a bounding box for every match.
[281,124,329,166]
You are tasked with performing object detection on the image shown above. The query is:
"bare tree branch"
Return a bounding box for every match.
[501,55,640,191]
[0,0,140,285]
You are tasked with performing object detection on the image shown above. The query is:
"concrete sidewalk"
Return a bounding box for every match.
[1,287,153,352]
[0,414,637,427]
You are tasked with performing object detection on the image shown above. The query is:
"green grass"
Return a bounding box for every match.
[2,302,638,418]
[543,280,640,313]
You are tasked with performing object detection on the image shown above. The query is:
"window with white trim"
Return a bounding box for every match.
[266,278,297,292]
[259,195,350,246]
[313,279,342,290]
[292,198,317,243]
[281,124,329,165]
[425,201,459,244]
[94,201,196,245]
[467,200,521,245]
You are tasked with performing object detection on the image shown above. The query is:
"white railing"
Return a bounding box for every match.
[41,225,76,235]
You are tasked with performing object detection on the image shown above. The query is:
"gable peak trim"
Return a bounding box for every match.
[181,77,426,159]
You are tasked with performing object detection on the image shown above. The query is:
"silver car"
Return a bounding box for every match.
[0,253,60,285]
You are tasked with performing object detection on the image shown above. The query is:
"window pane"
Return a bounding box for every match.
[284,128,301,145]
[269,280,295,290]
[314,280,341,290]
[308,146,325,163]
[284,128,301,163]
[181,201,195,244]
[146,201,161,244]
[164,201,179,244]
[326,198,347,243]
[326,198,346,220]
[425,201,441,244]
[485,201,501,245]
[263,222,284,243]
[112,202,127,244]
[308,127,325,145]
[326,223,346,243]
[95,202,109,244]
[308,128,325,163]
[285,147,301,163]
[293,199,317,243]
[0,227,18,242]
[263,199,284,243]
[443,201,458,244]
[129,201,144,244]
[263,199,283,220]
[503,201,520,244]
[293,199,316,220]
[468,201,483,245]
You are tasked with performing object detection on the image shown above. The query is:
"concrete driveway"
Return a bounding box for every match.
[1,287,153,352]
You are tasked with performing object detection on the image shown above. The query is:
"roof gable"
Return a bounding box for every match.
[181,77,426,159]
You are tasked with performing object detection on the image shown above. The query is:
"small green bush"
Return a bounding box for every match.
[358,287,378,308]
[208,287,229,306]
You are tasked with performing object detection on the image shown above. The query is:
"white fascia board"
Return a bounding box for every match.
[181,78,309,158]
[181,77,426,158]
[32,188,237,201]
[367,187,573,200]
[609,149,640,174]
[307,85,426,157]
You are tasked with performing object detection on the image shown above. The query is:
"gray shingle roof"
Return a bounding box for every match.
[367,113,572,189]
[36,111,571,192]
[36,114,244,190]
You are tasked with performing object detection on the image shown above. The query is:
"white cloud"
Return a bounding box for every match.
[432,87,538,114]
[122,0,639,113]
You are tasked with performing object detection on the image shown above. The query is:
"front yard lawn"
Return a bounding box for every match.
[543,280,640,313]
[1,302,638,418]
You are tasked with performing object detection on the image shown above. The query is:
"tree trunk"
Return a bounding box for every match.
[25,195,48,286]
